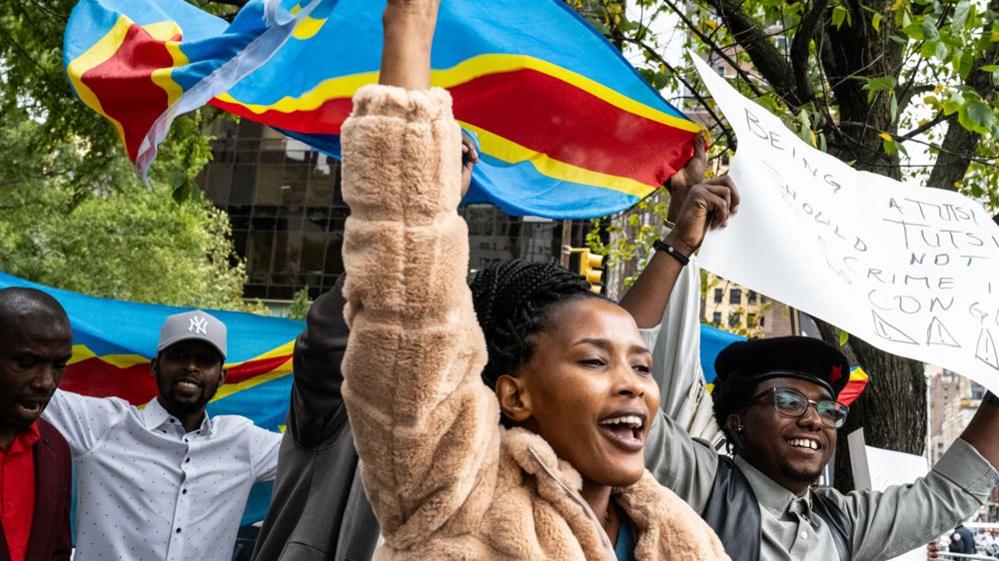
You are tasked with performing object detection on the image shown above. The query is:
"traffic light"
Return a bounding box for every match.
[567,247,604,293]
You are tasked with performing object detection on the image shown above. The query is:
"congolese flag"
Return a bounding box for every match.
[0,273,303,525]
[65,0,701,219]
[63,0,325,175]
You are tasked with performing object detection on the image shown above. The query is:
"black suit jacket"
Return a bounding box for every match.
[0,419,72,561]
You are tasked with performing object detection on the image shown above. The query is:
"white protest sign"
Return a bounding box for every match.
[691,52,999,396]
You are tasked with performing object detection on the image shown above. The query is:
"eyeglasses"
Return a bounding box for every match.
[751,386,849,428]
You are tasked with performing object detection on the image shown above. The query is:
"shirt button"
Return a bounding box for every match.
[169,419,175,423]
[800,531,808,540]
[185,458,190,463]
[176,528,182,533]
[182,489,187,494]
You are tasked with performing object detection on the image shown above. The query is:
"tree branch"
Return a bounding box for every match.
[896,84,934,116]
[789,0,828,105]
[897,112,950,141]
[705,0,800,106]
[659,0,765,97]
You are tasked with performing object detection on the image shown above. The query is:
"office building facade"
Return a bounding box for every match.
[197,118,590,301]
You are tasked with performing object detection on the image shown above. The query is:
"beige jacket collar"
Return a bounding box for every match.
[503,427,729,561]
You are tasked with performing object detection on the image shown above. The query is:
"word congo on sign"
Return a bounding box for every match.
[692,52,999,396]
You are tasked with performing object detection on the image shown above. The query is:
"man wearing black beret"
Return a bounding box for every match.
[618,131,998,561]
[641,335,999,561]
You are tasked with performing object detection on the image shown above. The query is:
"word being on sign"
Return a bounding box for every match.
[692,53,999,394]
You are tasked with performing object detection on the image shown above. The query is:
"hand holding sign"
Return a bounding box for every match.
[667,132,709,220]
[666,176,741,257]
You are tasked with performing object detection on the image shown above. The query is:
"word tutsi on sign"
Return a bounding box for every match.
[691,52,999,396]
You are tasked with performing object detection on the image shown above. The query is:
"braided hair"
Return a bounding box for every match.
[470,259,600,392]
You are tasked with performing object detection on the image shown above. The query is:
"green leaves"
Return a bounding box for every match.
[941,90,965,115]
[0,106,250,310]
[860,75,897,102]
[832,4,852,29]
[960,99,994,135]
[950,0,971,33]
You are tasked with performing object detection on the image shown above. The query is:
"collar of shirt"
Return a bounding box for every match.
[0,422,40,456]
[734,455,814,519]
[141,399,214,437]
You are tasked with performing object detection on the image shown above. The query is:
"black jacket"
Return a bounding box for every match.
[701,456,853,561]
[252,276,380,561]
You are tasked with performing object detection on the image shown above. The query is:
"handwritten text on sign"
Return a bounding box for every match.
[692,53,999,396]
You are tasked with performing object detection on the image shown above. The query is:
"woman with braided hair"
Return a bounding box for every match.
[336,1,737,559]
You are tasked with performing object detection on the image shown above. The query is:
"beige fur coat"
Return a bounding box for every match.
[339,84,729,561]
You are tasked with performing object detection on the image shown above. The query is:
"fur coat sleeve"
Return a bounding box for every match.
[339,84,501,550]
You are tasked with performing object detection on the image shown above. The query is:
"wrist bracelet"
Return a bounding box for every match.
[663,218,676,230]
[653,239,690,266]
[984,392,999,407]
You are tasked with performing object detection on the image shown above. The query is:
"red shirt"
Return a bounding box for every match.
[0,423,39,561]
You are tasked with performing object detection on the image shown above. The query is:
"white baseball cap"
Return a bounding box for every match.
[157,310,227,361]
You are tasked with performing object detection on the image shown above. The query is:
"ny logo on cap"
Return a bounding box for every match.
[188,315,209,336]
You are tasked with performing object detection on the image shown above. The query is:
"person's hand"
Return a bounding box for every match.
[665,131,707,222]
[461,133,479,198]
[926,540,940,560]
[379,0,441,90]
[663,175,740,257]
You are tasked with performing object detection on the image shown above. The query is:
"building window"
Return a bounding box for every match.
[728,313,740,328]
[748,291,757,304]
[712,312,722,324]
[714,288,723,303]
[747,313,757,327]
[730,289,742,305]
[197,120,591,300]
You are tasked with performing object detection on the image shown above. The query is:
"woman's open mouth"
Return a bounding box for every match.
[597,413,645,453]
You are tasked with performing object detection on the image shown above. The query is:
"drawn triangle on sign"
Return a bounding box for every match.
[871,311,918,345]
[926,316,960,347]
[976,328,999,371]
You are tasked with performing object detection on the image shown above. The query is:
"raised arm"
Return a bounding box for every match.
[286,276,351,449]
[959,393,999,469]
[828,435,998,561]
[827,396,998,560]
[338,1,498,549]
[620,138,739,328]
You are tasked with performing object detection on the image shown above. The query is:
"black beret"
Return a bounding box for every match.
[714,336,851,398]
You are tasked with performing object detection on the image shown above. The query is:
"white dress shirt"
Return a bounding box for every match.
[43,390,281,561]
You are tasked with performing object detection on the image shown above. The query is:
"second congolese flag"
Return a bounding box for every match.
[65,0,701,219]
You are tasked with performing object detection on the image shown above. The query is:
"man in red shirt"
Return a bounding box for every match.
[0,288,73,561]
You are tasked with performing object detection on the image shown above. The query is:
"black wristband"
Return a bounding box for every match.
[653,239,690,266]
[984,392,999,407]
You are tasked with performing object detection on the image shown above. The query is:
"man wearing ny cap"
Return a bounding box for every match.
[640,335,999,561]
[43,309,282,561]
